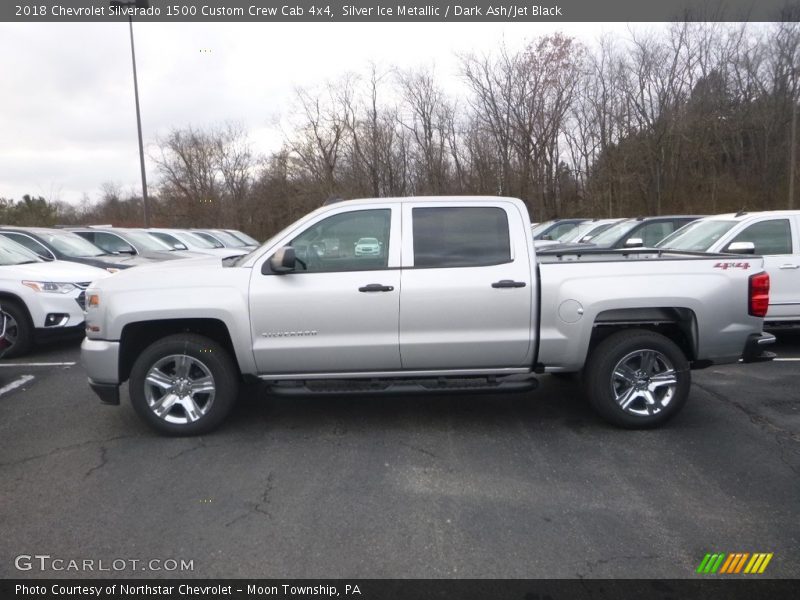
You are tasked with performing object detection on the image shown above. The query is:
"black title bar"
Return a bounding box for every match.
[3,0,799,22]
[3,579,800,600]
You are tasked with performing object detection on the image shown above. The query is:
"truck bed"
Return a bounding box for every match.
[535,247,764,371]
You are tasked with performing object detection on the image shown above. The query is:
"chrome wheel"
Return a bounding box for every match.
[2,312,18,347]
[143,354,216,424]
[611,349,678,417]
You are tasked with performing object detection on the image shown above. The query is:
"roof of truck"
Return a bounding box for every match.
[702,210,800,222]
[339,195,524,204]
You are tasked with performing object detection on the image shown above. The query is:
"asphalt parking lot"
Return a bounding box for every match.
[0,334,798,579]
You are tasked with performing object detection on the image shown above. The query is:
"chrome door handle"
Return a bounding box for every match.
[779,264,800,269]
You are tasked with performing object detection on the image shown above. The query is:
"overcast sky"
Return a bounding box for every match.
[0,21,642,204]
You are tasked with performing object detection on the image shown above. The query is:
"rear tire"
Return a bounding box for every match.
[583,329,691,429]
[1,301,33,358]
[129,333,239,436]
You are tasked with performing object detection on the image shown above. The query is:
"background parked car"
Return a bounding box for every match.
[557,218,626,244]
[354,237,382,256]
[530,218,588,241]
[657,210,800,327]
[0,236,110,357]
[223,229,260,247]
[541,216,703,252]
[70,227,203,261]
[0,227,154,271]
[147,228,249,257]
[192,229,257,250]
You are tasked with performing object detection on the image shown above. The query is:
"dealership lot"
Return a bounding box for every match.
[0,335,798,579]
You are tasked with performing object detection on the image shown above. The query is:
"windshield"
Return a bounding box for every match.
[193,232,225,248]
[210,230,247,247]
[530,221,555,238]
[557,221,598,243]
[572,222,616,242]
[148,231,183,249]
[44,232,106,257]
[177,231,217,249]
[656,220,737,251]
[0,236,43,266]
[228,230,259,245]
[588,220,639,247]
[123,230,174,251]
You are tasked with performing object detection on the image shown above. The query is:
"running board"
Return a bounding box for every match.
[266,374,538,397]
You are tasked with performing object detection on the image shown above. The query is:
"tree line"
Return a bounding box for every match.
[4,17,799,239]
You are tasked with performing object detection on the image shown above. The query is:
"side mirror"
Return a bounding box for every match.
[173,243,188,251]
[725,241,755,254]
[624,238,644,248]
[266,246,296,274]
[117,245,136,255]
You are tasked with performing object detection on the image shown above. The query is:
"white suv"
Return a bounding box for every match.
[0,236,111,357]
[658,210,800,326]
[354,237,382,256]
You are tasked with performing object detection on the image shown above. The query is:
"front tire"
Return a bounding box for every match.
[129,333,239,436]
[583,329,691,429]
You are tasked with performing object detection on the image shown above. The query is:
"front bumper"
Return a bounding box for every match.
[81,337,121,404]
[741,332,777,363]
[89,381,120,405]
[24,288,88,331]
[34,323,86,342]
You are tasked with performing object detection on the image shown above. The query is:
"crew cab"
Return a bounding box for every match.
[657,210,800,326]
[81,196,774,435]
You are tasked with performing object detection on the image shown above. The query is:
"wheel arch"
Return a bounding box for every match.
[119,319,240,383]
[588,307,698,364]
[0,292,34,325]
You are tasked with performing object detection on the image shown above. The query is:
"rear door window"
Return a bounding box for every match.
[412,207,511,268]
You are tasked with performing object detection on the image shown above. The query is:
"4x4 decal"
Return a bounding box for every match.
[714,262,751,270]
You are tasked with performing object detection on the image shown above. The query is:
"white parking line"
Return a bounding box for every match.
[0,375,35,396]
[0,362,76,367]
[774,358,800,362]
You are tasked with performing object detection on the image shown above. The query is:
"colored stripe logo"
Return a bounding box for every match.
[696,552,773,574]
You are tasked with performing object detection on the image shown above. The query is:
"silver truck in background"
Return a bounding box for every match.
[80,196,775,435]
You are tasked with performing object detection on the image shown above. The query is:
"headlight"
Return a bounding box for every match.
[21,281,77,294]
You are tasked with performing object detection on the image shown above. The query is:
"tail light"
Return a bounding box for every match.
[748,272,770,317]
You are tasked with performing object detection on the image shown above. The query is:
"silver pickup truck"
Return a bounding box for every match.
[81,196,775,435]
